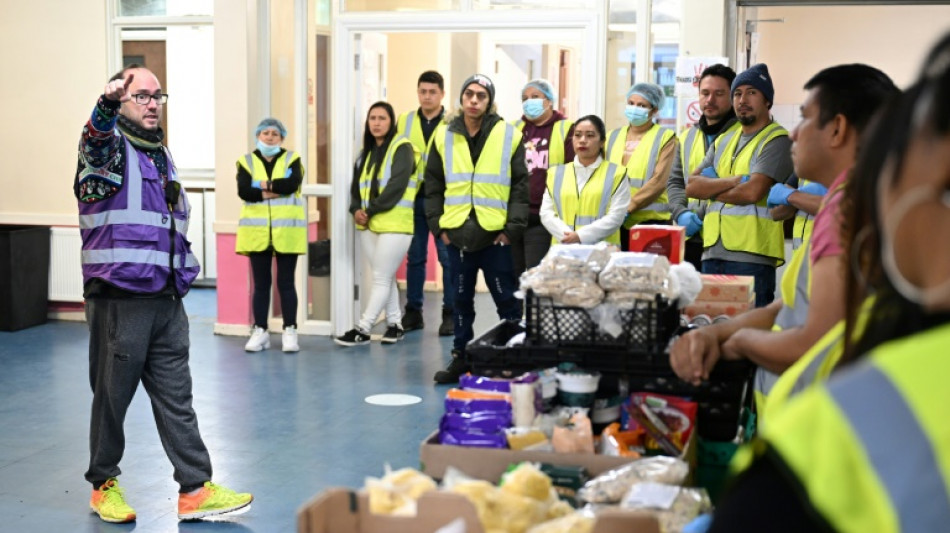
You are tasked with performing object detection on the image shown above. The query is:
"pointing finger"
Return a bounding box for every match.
[124,74,134,91]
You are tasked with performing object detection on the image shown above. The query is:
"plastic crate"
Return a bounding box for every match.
[524,291,679,357]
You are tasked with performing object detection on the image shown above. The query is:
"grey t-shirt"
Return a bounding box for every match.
[696,124,793,266]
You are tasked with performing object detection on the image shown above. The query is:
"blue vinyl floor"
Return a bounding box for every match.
[0,288,500,532]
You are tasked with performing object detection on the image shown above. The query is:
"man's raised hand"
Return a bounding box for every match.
[104,74,134,102]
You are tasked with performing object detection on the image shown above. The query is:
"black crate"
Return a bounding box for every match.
[524,291,679,358]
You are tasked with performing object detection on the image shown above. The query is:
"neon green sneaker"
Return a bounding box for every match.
[177,481,253,520]
[90,478,136,523]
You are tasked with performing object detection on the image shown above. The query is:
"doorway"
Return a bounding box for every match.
[323,8,606,335]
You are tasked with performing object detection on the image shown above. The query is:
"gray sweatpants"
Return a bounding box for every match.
[84,297,212,491]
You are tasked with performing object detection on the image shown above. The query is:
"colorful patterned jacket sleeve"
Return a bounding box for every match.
[74,96,125,203]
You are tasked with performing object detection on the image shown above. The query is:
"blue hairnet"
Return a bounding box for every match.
[255,117,287,138]
[626,82,665,110]
[523,79,556,105]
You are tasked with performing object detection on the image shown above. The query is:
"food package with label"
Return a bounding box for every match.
[696,274,755,302]
[627,224,686,265]
[620,483,713,533]
[623,393,697,457]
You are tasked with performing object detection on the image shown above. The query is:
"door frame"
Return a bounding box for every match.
[324,7,607,336]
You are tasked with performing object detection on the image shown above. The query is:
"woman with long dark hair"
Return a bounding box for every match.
[335,102,416,346]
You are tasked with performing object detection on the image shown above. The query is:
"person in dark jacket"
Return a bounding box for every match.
[424,74,529,384]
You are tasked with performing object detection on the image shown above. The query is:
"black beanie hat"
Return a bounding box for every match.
[460,74,495,110]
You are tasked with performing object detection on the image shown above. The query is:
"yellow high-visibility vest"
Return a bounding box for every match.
[703,121,788,265]
[434,121,521,231]
[396,110,442,185]
[546,161,626,245]
[756,322,950,533]
[605,123,675,228]
[236,150,306,254]
[357,137,416,234]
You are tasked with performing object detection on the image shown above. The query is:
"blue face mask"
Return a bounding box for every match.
[625,105,652,126]
[256,140,281,157]
[522,98,546,120]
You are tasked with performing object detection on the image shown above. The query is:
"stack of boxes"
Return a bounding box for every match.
[683,274,755,320]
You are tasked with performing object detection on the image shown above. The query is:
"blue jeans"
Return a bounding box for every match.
[447,242,522,352]
[702,259,776,308]
[406,192,454,311]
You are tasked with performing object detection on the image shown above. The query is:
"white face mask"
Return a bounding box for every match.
[256,140,281,157]
[878,170,950,307]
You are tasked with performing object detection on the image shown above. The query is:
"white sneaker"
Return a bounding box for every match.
[244,326,270,352]
[282,326,299,353]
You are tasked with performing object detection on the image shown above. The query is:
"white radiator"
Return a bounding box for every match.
[49,227,84,302]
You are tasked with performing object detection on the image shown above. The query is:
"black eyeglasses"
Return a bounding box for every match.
[131,93,169,105]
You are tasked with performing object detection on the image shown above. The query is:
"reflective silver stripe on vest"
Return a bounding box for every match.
[472,197,507,210]
[239,217,269,226]
[708,203,761,216]
[267,196,304,207]
[755,367,780,398]
[78,140,187,236]
[829,364,950,531]
[270,219,307,228]
[497,123,515,178]
[596,164,619,218]
[552,165,567,226]
[775,242,812,329]
[642,127,668,186]
[606,128,623,158]
[403,112,416,142]
[792,212,812,249]
[787,339,834,399]
[378,145,395,190]
[83,248,199,269]
[396,199,414,209]
[244,154,254,171]
[682,127,699,172]
[444,124,514,187]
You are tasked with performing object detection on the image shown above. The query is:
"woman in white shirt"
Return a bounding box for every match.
[540,115,631,245]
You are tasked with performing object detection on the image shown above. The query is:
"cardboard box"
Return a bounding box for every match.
[628,225,686,264]
[420,430,695,482]
[419,431,640,483]
[696,274,755,303]
[683,299,753,319]
[297,487,661,533]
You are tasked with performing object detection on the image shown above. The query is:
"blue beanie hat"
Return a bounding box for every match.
[732,63,775,105]
[255,117,287,138]
[626,82,665,110]
[523,79,556,105]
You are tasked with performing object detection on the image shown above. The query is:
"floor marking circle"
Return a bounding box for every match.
[364,393,422,406]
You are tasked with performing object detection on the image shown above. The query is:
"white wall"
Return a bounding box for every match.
[755,4,950,105]
[0,2,109,226]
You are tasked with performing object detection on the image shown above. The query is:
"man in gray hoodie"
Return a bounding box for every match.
[425,74,529,384]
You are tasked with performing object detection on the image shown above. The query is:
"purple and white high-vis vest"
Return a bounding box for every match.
[78,136,200,296]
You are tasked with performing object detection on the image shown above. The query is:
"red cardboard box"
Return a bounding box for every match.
[628,225,685,264]
[696,274,755,303]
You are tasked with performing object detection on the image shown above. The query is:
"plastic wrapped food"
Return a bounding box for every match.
[526,512,596,533]
[576,456,689,504]
[556,279,605,308]
[365,466,437,516]
[598,252,670,293]
[603,290,660,309]
[620,484,713,533]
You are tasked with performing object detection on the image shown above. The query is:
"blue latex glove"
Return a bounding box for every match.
[767,183,794,208]
[799,182,829,197]
[699,166,718,178]
[676,211,703,238]
[251,181,263,189]
[740,174,751,183]
[682,513,713,533]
